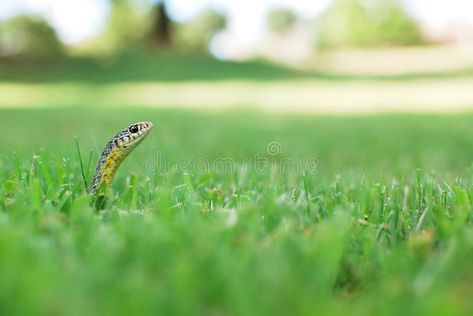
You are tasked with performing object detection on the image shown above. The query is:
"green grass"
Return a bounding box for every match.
[2,52,473,315]
[2,107,473,315]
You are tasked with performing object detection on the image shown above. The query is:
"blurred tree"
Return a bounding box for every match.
[267,8,297,34]
[102,0,151,52]
[318,0,423,48]
[150,1,173,46]
[175,10,226,52]
[0,16,62,58]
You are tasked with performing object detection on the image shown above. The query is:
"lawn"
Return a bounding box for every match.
[1,54,473,315]
[2,51,473,113]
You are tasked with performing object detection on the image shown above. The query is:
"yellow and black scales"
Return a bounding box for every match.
[89,122,153,195]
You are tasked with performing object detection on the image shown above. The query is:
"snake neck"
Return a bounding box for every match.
[89,144,130,195]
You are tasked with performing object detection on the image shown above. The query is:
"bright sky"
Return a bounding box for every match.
[0,0,472,45]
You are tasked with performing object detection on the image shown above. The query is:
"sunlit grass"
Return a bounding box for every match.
[2,78,473,113]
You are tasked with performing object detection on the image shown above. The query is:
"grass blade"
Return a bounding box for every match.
[74,136,88,192]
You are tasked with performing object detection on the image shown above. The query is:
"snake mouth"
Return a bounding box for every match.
[133,121,153,136]
[139,122,153,131]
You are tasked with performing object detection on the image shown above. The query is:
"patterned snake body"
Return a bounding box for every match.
[89,122,153,195]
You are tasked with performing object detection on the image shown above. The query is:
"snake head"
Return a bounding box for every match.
[114,121,153,151]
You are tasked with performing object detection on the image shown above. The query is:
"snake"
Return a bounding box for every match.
[89,122,153,195]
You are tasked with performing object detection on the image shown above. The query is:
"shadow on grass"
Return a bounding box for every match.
[1,50,473,84]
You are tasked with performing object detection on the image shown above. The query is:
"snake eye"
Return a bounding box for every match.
[128,125,139,133]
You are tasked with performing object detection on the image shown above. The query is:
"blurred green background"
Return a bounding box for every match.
[2,0,473,315]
